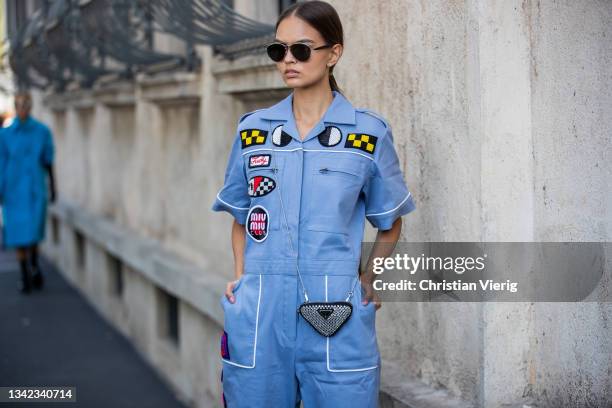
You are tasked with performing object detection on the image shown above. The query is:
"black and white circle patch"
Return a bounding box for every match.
[272,125,293,147]
[317,126,342,147]
[248,175,276,197]
[246,205,269,242]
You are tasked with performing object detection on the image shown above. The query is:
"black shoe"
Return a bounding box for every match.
[19,263,32,294]
[32,268,44,289]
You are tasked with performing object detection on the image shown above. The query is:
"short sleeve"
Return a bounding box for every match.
[362,126,416,230]
[210,130,250,225]
[42,126,54,166]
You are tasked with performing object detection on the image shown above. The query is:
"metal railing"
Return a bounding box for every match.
[8,0,275,91]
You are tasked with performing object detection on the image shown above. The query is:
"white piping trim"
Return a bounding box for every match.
[241,147,303,156]
[216,192,250,211]
[325,275,378,372]
[303,149,374,161]
[365,192,412,217]
[221,274,262,369]
[241,147,374,161]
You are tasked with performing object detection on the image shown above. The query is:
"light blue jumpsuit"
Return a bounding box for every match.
[211,90,416,408]
[0,116,54,248]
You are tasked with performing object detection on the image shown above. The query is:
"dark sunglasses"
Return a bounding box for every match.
[266,42,332,62]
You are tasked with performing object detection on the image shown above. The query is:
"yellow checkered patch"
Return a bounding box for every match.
[241,129,268,148]
[344,133,378,154]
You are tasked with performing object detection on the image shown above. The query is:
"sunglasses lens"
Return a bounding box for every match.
[291,43,311,61]
[267,44,286,62]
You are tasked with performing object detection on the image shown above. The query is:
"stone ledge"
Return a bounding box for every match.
[43,80,137,110]
[48,200,226,327]
[379,360,473,408]
[211,53,287,99]
[43,89,97,111]
[92,80,137,107]
[136,71,201,105]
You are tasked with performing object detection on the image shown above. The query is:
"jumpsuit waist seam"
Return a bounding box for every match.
[244,259,360,275]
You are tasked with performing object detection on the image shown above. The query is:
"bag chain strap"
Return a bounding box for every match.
[269,152,359,304]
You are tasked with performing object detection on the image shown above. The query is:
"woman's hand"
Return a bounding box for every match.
[224,278,241,304]
[360,278,382,311]
[226,220,246,304]
[360,217,403,311]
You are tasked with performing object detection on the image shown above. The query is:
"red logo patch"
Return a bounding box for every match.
[249,154,271,168]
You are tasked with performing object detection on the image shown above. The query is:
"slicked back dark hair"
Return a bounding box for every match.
[276,1,344,94]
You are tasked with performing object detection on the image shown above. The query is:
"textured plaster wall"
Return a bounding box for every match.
[330,0,610,406]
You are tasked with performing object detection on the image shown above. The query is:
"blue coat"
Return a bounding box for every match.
[211,91,417,407]
[0,116,54,248]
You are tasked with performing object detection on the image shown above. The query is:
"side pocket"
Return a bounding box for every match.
[220,274,262,369]
[326,275,379,372]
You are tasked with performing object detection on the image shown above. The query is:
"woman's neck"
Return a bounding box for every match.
[292,83,334,126]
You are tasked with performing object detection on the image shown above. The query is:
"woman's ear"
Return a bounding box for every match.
[328,43,343,68]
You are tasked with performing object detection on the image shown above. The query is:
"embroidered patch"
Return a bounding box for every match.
[248,154,271,168]
[317,126,342,147]
[344,133,378,154]
[241,129,268,148]
[272,125,292,147]
[249,175,276,197]
[220,331,230,359]
[246,205,269,242]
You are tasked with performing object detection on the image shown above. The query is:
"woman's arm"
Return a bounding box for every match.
[225,219,246,303]
[45,164,56,202]
[361,217,403,310]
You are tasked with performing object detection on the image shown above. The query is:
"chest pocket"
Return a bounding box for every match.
[245,153,284,231]
[307,156,368,234]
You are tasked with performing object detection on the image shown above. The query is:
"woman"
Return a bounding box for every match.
[211,2,415,407]
[0,91,56,293]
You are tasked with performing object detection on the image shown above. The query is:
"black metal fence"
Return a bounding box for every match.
[7,0,276,92]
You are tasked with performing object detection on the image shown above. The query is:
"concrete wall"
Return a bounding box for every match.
[32,1,611,407]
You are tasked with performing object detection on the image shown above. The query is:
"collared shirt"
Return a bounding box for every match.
[211,90,415,273]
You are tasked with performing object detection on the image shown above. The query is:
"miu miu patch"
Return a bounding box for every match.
[246,205,269,242]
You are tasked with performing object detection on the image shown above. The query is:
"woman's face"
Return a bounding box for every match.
[275,15,341,89]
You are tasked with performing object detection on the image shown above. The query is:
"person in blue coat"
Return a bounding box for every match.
[211,1,416,407]
[0,91,56,293]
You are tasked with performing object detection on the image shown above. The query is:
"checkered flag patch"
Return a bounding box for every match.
[344,133,378,154]
[248,176,276,197]
[241,129,268,148]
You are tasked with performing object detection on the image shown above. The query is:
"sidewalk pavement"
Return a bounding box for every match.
[0,249,191,408]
